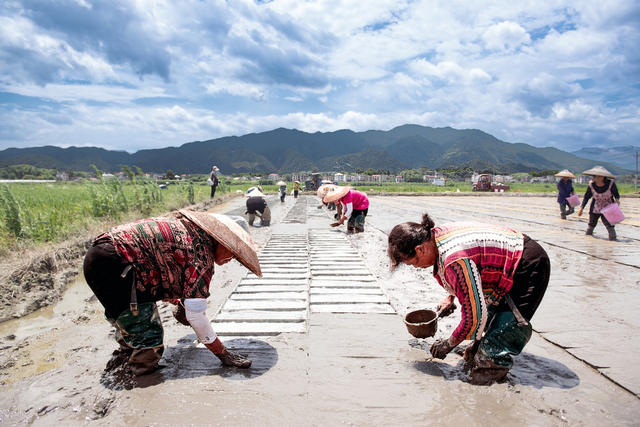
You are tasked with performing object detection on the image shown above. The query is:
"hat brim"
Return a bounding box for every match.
[317,184,337,199]
[582,166,615,179]
[178,209,262,277]
[554,170,576,178]
[247,189,265,197]
[323,186,351,203]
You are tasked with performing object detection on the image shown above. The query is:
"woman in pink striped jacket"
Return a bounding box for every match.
[388,213,550,385]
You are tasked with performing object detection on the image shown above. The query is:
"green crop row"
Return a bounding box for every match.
[0,179,219,255]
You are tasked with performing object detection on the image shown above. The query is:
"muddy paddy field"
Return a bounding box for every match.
[0,193,639,425]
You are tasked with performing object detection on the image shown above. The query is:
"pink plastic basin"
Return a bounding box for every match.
[566,194,580,207]
[601,203,625,225]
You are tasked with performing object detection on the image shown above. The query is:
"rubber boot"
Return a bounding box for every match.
[128,345,165,375]
[607,226,617,241]
[470,349,509,385]
[585,226,594,236]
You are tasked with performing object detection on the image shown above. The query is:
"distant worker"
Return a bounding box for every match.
[277,180,287,203]
[245,187,271,227]
[577,166,621,241]
[293,180,301,198]
[209,166,220,198]
[555,169,576,220]
[323,187,369,233]
[388,214,550,385]
[82,210,261,375]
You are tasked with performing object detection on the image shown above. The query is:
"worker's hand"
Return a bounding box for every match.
[215,348,252,368]
[577,207,583,217]
[436,296,456,317]
[430,338,454,359]
[616,199,621,207]
[339,215,347,225]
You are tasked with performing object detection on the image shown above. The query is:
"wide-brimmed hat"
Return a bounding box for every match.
[247,188,265,198]
[582,165,615,179]
[178,209,262,277]
[323,186,351,203]
[276,180,286,186]
[321,179,333,184]
[294,180,300,183]
[554,169,576,178]
[212,165,219,171]
[317,183,337,199]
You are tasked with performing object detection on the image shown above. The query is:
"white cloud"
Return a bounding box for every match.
[0,0,639,153]
[483,21,531,52]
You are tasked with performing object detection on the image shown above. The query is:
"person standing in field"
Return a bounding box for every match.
[82,210,261,375]
[555,169,576,220]
[293,180,301,198]
[577,166,621,241]
[209,166,220,198]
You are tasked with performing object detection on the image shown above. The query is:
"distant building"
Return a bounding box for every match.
[334,172,345,182]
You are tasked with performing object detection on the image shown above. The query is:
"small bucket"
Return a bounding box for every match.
[601,203,625,225]
[566,194,580,207]
[404,309,438,338]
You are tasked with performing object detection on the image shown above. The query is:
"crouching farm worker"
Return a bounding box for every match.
[323,186,369,233]
[83,209,262,375]
[387,214,550,385]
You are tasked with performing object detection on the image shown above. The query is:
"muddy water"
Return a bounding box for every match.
[1,194,639,425]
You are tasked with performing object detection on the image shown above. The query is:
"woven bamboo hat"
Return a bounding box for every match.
[178,209,262,277]
[276,180,286,186]
[317,183,337,199]
[323,186,351,203]
[554,169,576,178]
[582,165,615,179]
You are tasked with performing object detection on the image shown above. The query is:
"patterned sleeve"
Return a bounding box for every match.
[442,259,488,346]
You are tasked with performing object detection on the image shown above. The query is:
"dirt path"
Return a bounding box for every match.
[0,194,638,425]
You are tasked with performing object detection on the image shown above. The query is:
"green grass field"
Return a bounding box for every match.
[0,180,219,254]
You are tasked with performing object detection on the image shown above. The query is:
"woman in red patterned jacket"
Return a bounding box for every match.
[387,213,550,384]
[83,210,261,375]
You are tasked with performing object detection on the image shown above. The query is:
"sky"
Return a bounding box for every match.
[1,0,639,153]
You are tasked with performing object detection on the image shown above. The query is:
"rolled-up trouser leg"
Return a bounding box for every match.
[115,302,165,375]
[261,207,271,226]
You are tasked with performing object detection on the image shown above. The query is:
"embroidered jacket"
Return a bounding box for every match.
[432,223,524,345]
[105,217,216,300]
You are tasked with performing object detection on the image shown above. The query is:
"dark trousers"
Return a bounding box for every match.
[559,202,574,219]
[83,241,155,320]
[347,208,368,232]
[210,185,217,198]
[588,212,613,229]
[495,235,550,320]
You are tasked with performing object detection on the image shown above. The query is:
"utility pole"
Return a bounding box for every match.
[633,151,638,193]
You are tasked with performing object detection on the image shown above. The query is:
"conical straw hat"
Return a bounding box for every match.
[554,169,576,178]
[247,188,264,197]
[317,183,337,199]
[582,165,615,179]
[323,186,351,203]
[178,209,262,277]
[276,181,286,186]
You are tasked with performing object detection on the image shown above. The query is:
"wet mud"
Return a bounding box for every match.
[0,194,639,425]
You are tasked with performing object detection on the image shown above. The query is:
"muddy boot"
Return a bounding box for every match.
[561,214,566,220]
[585,226,594,236]
[607,226,617,241]
[567,207,575,216]
[128,345,165,375]
[215,348,252,368]
[471,367,509,385]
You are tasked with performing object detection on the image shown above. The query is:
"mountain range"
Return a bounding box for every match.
[571,146,639,172]
[0,125,631,175]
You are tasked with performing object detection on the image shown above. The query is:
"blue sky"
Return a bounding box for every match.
[1,0,639,153]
